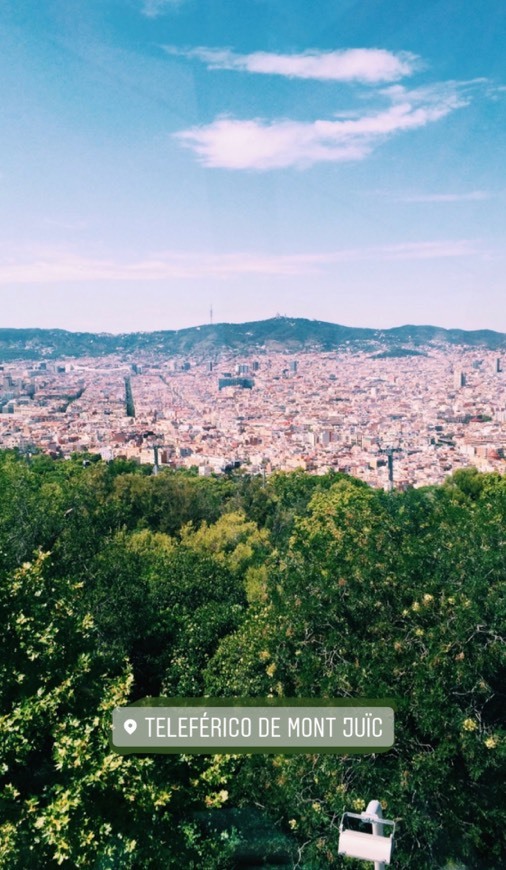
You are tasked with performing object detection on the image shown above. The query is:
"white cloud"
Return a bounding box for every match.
[175,84,464,170]
[0,241,482,285]
[169,44,486,171]
[399,191,491,203]
[167,46,419,83]
[141,0,185,18]
[381,81,471,110]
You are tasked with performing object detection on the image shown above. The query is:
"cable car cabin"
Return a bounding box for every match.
[338,811,395,864]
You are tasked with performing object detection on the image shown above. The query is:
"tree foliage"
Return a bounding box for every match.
[0,451,505,867]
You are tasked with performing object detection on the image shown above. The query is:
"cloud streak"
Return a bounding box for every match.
[399,191,491,203]
[175,83,467,170]
[141,0,185,18]
[166,46,419,83]
[0,241,482,284]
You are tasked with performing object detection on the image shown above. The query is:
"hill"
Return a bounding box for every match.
[0,317,505,360]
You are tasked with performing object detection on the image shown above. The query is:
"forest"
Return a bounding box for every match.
[0,449,504,868]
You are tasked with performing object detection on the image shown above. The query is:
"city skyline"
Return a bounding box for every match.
[2,343,505,488]
[1,1,505,333]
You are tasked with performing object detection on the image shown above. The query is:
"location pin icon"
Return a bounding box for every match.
[124,718,137,736]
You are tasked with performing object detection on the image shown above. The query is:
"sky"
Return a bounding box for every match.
[1,0,505,334]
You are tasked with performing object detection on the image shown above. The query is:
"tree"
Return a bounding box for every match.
[205,479,506,867]
[0,554,236,868]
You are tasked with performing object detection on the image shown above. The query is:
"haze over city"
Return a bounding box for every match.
[1,0,505,333]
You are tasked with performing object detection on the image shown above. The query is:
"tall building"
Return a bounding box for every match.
[453,369,466,389]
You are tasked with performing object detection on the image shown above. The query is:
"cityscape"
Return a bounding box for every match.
[1,330,504,489]
[2,1,506,866]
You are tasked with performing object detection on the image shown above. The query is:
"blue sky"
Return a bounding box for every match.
[1,0,505,333]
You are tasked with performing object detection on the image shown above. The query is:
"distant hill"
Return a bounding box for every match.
[0,318,505,361]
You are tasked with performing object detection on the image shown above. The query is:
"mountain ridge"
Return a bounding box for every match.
[0,317,505,360]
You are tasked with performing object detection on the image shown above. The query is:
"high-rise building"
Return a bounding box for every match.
[453,369,466,389]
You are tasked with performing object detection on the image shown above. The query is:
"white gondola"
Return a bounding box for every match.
[338,802,395,866]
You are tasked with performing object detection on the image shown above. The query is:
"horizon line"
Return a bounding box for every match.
[0,316,504,339]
